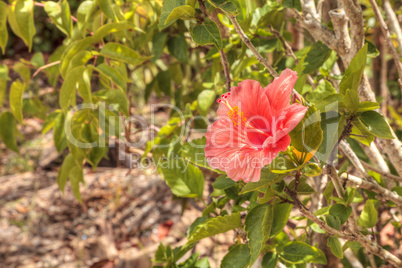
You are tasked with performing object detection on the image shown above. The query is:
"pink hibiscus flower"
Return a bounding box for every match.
[204,69,308,183]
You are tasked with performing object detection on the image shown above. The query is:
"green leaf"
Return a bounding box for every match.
[92,22,143,43]
[261,252,278,268]
[88,146,107,170]
[312,248,328,265]
[77,0,97,33]
[0,64,7,106]
[327,236,343,259]
[270,203,293,238]
[339,43,368,95]
[260,186,275,203]
[344,89,360,113]
[282,0,302,11]
[323,181,334,203]
[358,199,377,228]
[306,80,337,105]
[288,179,316,195]
[159,0,186,29]
[156,70,172,96]
[350,118,375,146]
[69,165,84,202]
[65,50,96,76]
[303,163,322,177]
[326,214,341,230]
[221,244,250,268]
[358,101,380,112]
[195,257,210,268]
[152,32,168,62]
[240,169,286,194]
[267,156,298,174]
[181,137,224,173]
[166,5,195,24]
[97,0,120,21]
[289,105,323,155]
[57,154,77,192]
[329,204,352,225]
[60,66,87,112]
[13,62,30,82]
[212,175,236,189]
[103,88,129,116]
[245,204,274,265]
[77,67,92,103]
[314,94,344,112]
[366,40,379,58]
[0,1,8,54]
[44,0,73,37]
[190,18,222,49]
[280,241,320,264]
[197,89,216,116]
[7,0,36,51]
[60,37,93,78]
[186,213,241,245]
[100,42,151,66]
[0,111,19,152]
[208,0,238,15]
[160,158,204,198]
[168,34,189,62]
[93,63,128,92]
[359,111,394,139]
[30,52,44,67]
[302,41,331,74]
[317,112,345,162]
[54,112,67,153]
[9,79,25,123]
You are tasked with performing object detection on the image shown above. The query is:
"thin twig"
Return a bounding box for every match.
[360,160,402,183]
[369,0,402,91]
[339,141,368,178]
[227,15,278,78]
[32,61,60,78]
[228,14,306,101]
[340,173,402,206]
[219,49,231,91]
[285,182,402,267]
[268,25,315,86]
[384,0,402,57]
[198,0,231,91]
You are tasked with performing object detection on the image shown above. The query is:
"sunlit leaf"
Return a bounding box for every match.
[0,1,8,54]
[0,111,19,152]
[7,0,36,51]
[100,42,151,65]
[9,79,25,123]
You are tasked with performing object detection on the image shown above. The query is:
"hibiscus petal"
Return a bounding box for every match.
[218,80,272,125]
[205,118,248,171]
[264,69,298,116]
[280,103,308,134]
[262,103,307,146]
